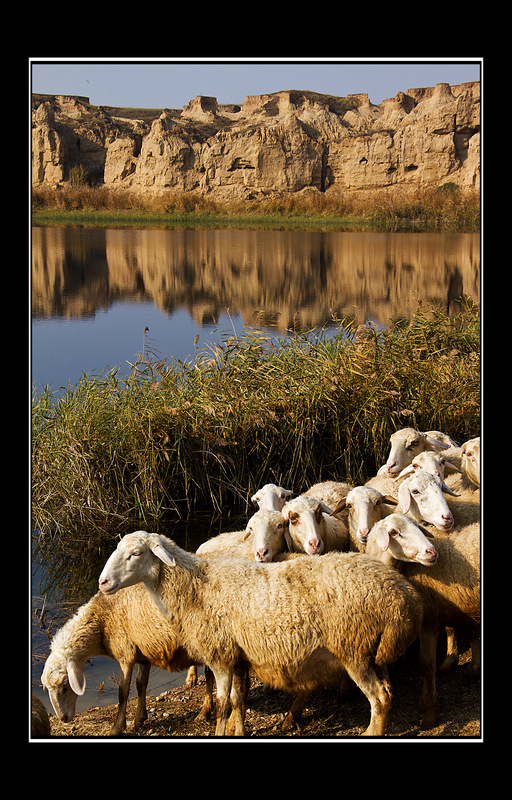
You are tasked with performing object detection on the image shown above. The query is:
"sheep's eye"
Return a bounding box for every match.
[129,549,142,559]
[289,512,299,525]
[346,503,353,511]
[411,488,420,495]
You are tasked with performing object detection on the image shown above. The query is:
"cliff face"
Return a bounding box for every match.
[31,83,480,199]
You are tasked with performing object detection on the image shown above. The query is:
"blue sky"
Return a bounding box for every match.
[30,58,481,110]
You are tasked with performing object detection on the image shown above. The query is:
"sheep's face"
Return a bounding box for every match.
[246,511,290,562]
[41,656,85,722]
[287,501,325,555]
[461,438,480,487]
[398,472,454,531]
[251,485,292,511]
[99,532,176,594]
[385,428,450,476]
[345,488,397,544]
[372,514,438,566]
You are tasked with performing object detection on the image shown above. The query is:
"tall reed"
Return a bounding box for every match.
[31,300,480,539]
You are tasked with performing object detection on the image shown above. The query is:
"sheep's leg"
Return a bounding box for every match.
[345,662,392,737]
[132,662,151,731]
[418,625,439,729]
[186,665,198,687]
[281,692,310,730]
[195,666,215,721]
[212,666,233,736]
[439,626,459,672]
[109,661,133,736]
[225,664,247,736]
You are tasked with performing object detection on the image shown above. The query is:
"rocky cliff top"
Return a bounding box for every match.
[32,82,480,198]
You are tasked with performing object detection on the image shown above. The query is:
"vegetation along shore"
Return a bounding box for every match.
[32,300,480,544]
[31,184,480,232]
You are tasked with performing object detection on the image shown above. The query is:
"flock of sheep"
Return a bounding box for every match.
[37,427,481,738]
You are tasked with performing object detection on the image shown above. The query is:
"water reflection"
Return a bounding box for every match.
[32,227,480,330]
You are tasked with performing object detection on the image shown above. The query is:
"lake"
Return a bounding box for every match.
[30,225,480,722]
[31,227,480,390]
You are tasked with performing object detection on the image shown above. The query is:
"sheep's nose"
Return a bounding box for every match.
[425,547,438,561]
[308,540,322,553]
[358,528,370,542]
[256,548,269,561]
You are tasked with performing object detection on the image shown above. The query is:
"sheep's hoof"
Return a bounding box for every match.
[419,708,438,730]
[281,712,301,732]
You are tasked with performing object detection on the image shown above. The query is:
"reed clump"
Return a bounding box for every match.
[32,300,480,538]
[31,185,480,231]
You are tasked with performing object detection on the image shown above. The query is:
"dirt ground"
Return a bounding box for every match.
[46,635,481,740]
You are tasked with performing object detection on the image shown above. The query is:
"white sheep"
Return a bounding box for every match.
[98,531,424,737]
[41,582,210,736]
[366,515,480,729]
[251,482,293,510]
[461,437,480,488]
[380,427,455,477]
[196,509,291,563]
[281,494,350,554]
[396,451,462,482]
[366,469,459,532]
[328,485,398,551]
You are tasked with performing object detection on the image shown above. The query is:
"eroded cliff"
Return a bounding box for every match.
[31,83,480,199]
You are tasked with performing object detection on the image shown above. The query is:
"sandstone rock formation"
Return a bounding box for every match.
[31,83,480,199]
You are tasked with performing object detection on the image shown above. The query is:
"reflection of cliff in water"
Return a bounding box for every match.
[32,228,480,329]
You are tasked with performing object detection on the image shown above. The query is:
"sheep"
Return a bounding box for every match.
[461,437,480,488]
[366,515,480,729]
[380,427,455,477]
[98,531,424,737]
[396,451,462,483]
[251,482,293,510]
[328,486,398,551]
[367,469,459,532]
[196,509,292,563]
[41,582,210,736]
[281,494,350,554]
[31,694,51,738]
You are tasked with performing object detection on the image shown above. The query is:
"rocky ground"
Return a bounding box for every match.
[47,637,481,740]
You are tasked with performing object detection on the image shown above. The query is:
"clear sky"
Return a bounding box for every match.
[30,58,482,110]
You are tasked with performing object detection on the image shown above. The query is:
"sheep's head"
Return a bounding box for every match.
[283,496,331,555]
[369,513,438,566]
[243,510,292,562]
[99,531,176,595]
[41,652,85,723]
[384,428,450,476]
[461,437,480,488]
[398,471,457,531]
[251,484,293,511]
[331,486,397,544]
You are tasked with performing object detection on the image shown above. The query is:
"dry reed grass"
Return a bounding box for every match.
[31,300,480,541]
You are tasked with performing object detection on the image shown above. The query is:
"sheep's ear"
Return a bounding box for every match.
[250,492,261,505]
[396,464,415,479]
[424,435,449,450]
[67,661,86,695]
[329,497,347,516]
[149,540,176,567]
[283,529,294,552]
[440,481,460,497]
[397,481,411,513]
[443,461,461,474]
[418,523,435,539]
[378,495,398,506]
[243,529,252,541]
[318,500,333,515]
[373,524,390,551]
[280,489,293,499]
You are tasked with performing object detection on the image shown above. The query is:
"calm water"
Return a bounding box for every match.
[31,227,480,390]
[31,226,480,720]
